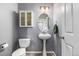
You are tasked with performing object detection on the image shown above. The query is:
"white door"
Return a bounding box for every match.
[61,3,79,56]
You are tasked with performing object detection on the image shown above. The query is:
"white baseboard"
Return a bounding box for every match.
[26,51,56,56]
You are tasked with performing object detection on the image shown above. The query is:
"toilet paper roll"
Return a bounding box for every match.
[1,43,8,49]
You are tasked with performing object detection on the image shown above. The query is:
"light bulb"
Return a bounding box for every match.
[40,6,49,13]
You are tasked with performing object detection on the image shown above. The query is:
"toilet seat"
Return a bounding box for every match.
[12,48,26,56]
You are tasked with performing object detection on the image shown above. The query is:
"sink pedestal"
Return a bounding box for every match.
[43,40,46,56]
[38,33,51,56]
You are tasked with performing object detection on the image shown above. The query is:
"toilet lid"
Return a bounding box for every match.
[12,48,26,56]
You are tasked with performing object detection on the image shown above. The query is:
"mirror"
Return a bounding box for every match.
[37,13,49,33]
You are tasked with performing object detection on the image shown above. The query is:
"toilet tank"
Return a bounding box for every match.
[19,38,30,48]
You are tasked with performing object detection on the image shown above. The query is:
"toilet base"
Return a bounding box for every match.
[12,48,26,56]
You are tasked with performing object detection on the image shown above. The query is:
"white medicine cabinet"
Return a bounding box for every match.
[19,11,33,27]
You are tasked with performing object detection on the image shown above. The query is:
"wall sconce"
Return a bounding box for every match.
[40,6,49,13]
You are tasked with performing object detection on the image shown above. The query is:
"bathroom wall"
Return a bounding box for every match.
[18,3,55,51]
[53,3,65,56]
[0,3,18,56]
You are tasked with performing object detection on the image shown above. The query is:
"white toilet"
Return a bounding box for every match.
[12,38,30,56]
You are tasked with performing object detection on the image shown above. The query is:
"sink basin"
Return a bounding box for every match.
[38,33,51,40]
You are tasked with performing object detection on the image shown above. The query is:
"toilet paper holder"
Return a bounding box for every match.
[0,43,8,52]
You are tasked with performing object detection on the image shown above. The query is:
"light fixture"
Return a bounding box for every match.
[40,6,49,13]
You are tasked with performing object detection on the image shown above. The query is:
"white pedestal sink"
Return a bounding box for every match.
[38,33,51,56]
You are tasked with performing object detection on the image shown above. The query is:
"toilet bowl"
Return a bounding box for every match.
[12,38,30,56]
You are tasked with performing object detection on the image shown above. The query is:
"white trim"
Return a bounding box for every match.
[19,10,33,27]
[12,51,56,56]
[26,51,56,56]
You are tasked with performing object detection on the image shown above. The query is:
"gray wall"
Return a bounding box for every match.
[18,3,55,51]
[53,4,65,56]
[0,3,18,56]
